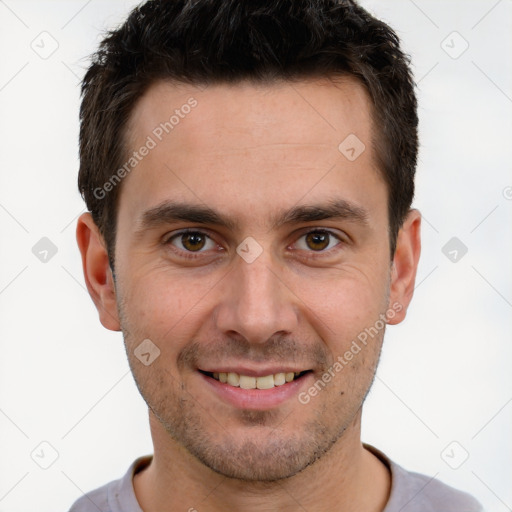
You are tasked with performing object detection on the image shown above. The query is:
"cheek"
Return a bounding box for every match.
[120,266,216,335]
[296,267,389,343]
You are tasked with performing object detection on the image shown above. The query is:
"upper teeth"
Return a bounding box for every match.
[212,372,299,389]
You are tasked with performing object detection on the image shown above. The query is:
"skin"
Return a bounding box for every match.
[77,77,421,512]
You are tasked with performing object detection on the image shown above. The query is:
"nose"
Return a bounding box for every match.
[213,249,299,344]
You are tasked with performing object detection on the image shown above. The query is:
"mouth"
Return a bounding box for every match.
[198,370,312,389]
[197,368,315,410]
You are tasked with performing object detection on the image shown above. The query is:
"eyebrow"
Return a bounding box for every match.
[135,198,369,236]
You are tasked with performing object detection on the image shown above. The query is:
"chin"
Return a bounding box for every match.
[170,414,344,482]
[189,439,314,481]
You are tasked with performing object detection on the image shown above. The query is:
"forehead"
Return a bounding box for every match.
[127,76,374,153]
[119,77,384,229]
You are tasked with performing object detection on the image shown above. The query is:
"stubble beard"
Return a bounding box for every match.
[117,297,386,482]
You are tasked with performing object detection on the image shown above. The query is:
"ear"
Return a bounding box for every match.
[76,212,121,331]
[387,209,421,325]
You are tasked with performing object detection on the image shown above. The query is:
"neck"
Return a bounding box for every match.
[134,411,391,512]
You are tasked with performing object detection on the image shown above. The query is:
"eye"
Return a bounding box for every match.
[294,229,342,252]
[166,230,217,253]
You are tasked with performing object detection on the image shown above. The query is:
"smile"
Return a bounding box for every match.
[199,370,311,389]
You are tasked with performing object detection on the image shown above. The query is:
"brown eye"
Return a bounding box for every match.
[167,231,215,253]
[181,232,206,251]
[294,230,342,253]
[305,231,330,251]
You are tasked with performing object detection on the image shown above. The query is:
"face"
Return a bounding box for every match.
[81,77,419,481]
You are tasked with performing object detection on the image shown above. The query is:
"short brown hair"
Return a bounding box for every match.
[78,0,418,268]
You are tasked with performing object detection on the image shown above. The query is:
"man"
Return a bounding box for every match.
[69,1,483,511]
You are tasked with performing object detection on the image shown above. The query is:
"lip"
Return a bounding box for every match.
[199,370,314,410]
[198,366,306,377]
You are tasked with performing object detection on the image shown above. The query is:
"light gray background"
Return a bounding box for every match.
[0,1,511,511]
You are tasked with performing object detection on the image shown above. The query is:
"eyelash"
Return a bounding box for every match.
[163,228,345,260]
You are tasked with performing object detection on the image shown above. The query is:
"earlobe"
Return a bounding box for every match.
[387,209,421,325]
[76,212,121,331]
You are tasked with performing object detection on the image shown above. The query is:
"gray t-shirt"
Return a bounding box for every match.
[68,446,483,512]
